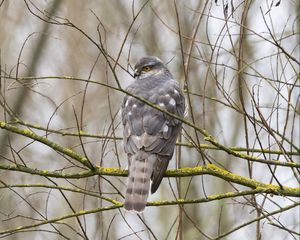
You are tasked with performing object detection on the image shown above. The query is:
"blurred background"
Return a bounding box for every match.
[0,0,299,239]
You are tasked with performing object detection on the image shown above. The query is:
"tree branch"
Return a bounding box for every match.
[0,189,298,237]
[0,163,299,197]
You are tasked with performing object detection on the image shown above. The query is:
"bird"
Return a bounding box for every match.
[121,56,185,212]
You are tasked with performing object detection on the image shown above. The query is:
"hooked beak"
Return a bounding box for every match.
[134,69,139,78]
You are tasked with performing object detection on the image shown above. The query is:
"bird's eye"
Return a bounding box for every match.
[142,66,151,72]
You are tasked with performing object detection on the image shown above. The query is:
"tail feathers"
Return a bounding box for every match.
[151,155,170,194]
[124,152,156,212]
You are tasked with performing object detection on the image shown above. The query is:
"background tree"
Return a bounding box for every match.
[0,0,299,239]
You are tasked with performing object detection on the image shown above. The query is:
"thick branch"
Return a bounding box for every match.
[10,120,300,156]
[0,163,299,197]
[0,121,93,169]
[1,120,299,168]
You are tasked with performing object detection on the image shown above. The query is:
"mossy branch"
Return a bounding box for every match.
[204,135,299,168]
[1,121,299,168]
[2,74,299,155]
[0,121,93,169]
[0,189,298,236]
[0,184,272,207]
[0,163,299,197]
[0,204,121,236]
[10,120,300,156]
[1,120,299,197]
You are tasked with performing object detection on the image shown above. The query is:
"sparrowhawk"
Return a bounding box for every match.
[121,56,185,212]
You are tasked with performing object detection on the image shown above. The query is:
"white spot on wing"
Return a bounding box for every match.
[132,135,142,149]
[159,102,165,108]
[132,104,137,108]
[128,111,132,116]
[133,135,141,141]
[124,125,131,137]
[174,89,179,95]
[169,98,176,106]
[125,100,129,107]
[163,125,168,133]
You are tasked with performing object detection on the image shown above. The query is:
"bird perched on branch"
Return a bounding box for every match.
[121,56,185,212]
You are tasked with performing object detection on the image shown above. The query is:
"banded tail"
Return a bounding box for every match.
[124,152,156,212]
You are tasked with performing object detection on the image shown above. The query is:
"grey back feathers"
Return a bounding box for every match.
[122,56,185,212]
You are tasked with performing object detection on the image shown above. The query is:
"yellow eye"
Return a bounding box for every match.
[142,66,151,72]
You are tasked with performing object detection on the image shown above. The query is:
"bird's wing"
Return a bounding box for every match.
[122,80,185,194]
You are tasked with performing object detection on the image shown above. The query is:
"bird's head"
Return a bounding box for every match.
[133,56,168,80]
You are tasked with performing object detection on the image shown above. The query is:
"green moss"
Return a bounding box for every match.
[204,136,213,141]
[95,166,127,176]
[111,200,123,206]
[239,152,259,160]
[64,148,74,155]
[22,129,33,135]
[149,200,164,206]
